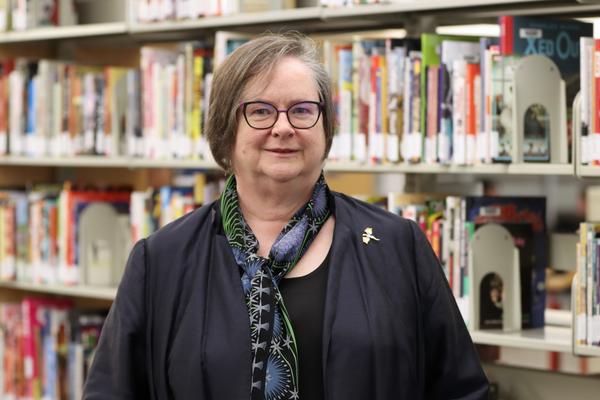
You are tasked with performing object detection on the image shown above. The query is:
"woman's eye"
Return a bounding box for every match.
[250,107,272,116]
[291,107,311,115]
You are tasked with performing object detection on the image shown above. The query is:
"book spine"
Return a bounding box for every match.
[425,65,439,164]
[594,40,600,165]
[465,62,480,165]
[499,15,514,55]
[21,298,36,400]
[577,223,588,345]
[452,59,466,165]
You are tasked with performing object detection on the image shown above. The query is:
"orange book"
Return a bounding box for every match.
[465,63,481,135]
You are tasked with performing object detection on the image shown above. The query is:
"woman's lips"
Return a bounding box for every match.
[266,148,298,154]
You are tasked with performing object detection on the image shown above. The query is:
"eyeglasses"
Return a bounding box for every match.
[240,100,323,130]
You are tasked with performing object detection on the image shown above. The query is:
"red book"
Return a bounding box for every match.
[591,39,600,165]
[21,297,72,399]
[499,15,514,55]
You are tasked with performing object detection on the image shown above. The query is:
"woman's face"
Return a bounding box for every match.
[231,57,326,185]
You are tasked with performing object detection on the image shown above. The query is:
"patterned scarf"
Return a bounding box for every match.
[220,173,331,400]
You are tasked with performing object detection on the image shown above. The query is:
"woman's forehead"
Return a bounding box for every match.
[241,59,319,100]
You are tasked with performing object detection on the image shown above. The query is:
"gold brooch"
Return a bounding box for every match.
[362,227,380,244]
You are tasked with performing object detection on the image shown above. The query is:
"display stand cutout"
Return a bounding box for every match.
[511,54,568,163]
[79,203,120,287]
[468,223,522,332]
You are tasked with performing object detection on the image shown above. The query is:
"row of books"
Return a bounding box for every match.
[578,38,600,166]
[0,39,216,159]
[0,59,133,158]
[135,0,297,22]
[0,18,597,165]
[365,192,547,330]
[324,16,590,165]
[0,298,106,400]
[138,41,214,160]
[0,174,223,287]
[0,38,218,159]
[574,222,600,347]
[0,0,78,31]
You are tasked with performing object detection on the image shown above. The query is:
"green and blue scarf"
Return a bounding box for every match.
[220,173,331,400]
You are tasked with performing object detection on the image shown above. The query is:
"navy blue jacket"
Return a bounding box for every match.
[83,192,488,399]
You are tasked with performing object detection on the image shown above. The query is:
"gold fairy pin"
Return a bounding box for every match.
[362,227,380,244]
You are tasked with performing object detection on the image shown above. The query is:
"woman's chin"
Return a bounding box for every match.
[259,164,314,183]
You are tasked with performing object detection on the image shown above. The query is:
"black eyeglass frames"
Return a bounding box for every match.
[240,100,323,130]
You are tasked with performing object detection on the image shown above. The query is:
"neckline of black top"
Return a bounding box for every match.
[282,251,331,281]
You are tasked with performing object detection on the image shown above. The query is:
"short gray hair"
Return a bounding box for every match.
[205,32,335,172]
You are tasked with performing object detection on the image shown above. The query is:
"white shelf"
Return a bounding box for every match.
[325,162,408,173]
[470,326,573,353]
[0,155,135,168]
[578,165,600,177]
[130,7,323,33]
[0,155,220,170]
[321,0,555,19]
[0,280,116,300]
[505,163,574,176]
[324,162,574,175]
[575,344,600,357]
[0,22,128,43]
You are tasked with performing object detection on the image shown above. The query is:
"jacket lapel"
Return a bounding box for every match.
[321,194,356,394]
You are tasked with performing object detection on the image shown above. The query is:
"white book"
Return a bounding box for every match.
[352,132,366,162]
[138,0,151,22]
[0,0,8,31]
[9,68,24,155]
[68,343,84,400]
[11,0,27,31]
[175,0,192,19]
[452,59,467,165]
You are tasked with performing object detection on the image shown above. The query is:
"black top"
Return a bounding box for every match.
[279,255,330,400]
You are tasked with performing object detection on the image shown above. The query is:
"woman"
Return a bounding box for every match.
[83,33,488,399]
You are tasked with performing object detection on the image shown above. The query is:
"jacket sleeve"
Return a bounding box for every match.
[83,239,151,399]
[410,221,489,400]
